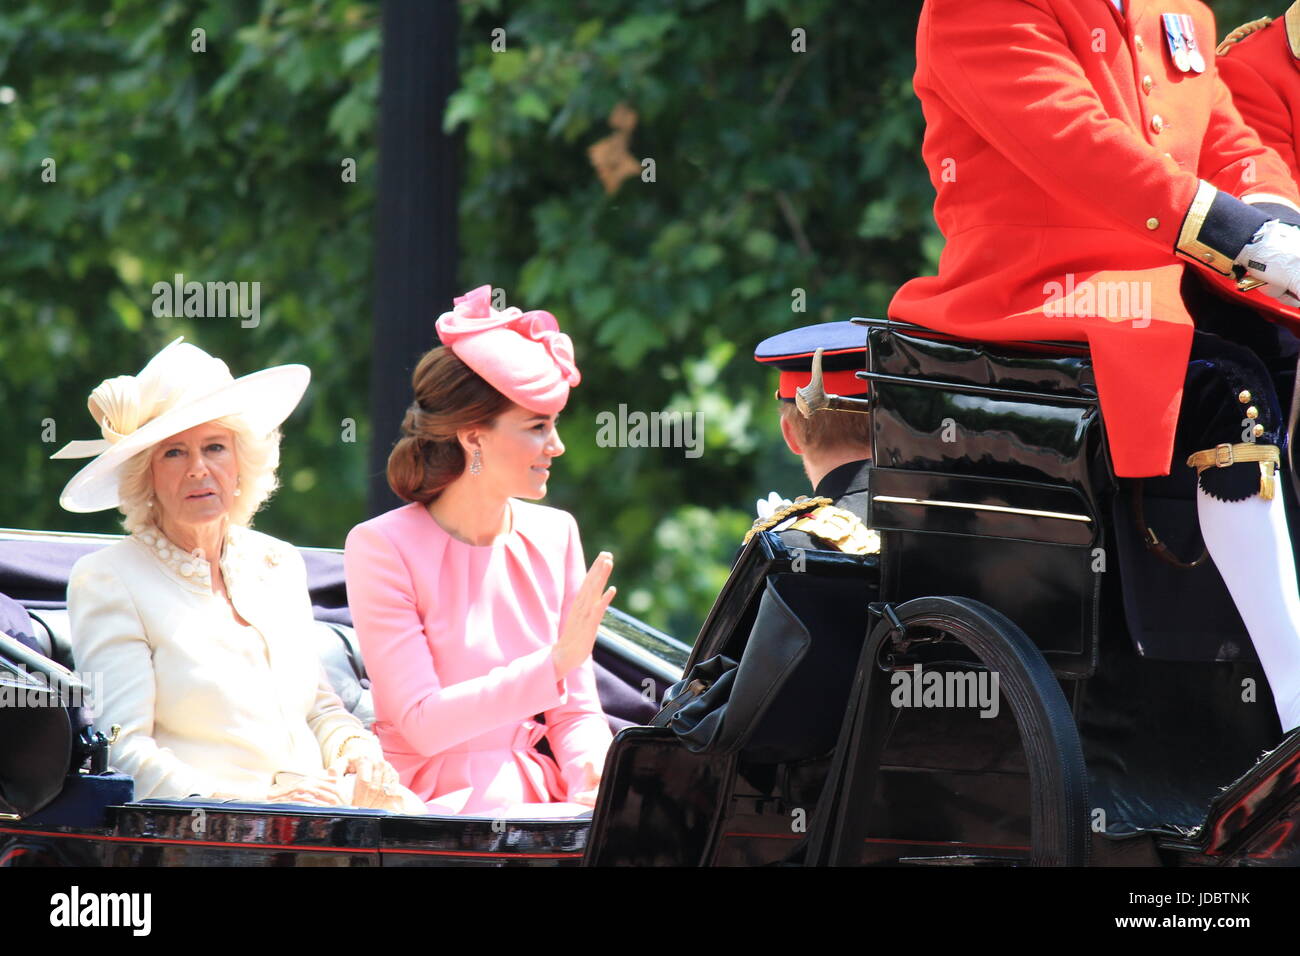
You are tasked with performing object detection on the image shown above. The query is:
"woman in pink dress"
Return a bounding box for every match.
[344,285,616,816]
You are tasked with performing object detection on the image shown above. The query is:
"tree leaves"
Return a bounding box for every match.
[1,0,379,548]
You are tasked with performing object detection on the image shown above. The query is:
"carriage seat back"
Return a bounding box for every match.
[868,320,1096,396]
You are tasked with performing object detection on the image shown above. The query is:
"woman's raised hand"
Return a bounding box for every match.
[552,552,616,681]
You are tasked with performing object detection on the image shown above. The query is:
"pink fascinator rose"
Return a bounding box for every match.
[434,285,581,415]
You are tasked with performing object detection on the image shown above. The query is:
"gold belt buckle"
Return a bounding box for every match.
[1213,443,1235,468]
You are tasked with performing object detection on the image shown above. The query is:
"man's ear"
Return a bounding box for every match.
[779,410,804,456]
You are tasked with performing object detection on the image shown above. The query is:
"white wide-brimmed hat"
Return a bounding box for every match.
[51,338,310,513]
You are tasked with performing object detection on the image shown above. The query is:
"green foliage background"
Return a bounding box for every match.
[0,0,1273,640]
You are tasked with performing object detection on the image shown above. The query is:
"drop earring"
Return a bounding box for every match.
[470,448,482,476]
[233,475,242,497]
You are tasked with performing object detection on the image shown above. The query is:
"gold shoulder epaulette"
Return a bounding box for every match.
[743,496,831,544]
[1217,16,1272,56]
[787,505,881,555]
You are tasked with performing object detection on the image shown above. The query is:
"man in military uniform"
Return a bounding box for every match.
[745,321,878,556]
[893,0,1300,732]
[632,322,881,866]
[1218,6,1300,182]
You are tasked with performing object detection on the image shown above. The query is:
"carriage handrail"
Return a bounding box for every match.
[849,315,1094,353]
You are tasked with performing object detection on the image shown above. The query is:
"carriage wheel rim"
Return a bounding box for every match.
[841,595,1090,866]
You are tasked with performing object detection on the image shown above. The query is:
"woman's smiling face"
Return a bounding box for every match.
[149,422,240,531]
[472,404,565,500]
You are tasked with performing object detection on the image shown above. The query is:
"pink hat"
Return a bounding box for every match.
[434,285,580,415]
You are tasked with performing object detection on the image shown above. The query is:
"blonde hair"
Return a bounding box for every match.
[780,402,873,455]
[117,415,282,534]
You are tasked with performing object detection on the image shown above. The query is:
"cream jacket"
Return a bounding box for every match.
[67,525,375,800]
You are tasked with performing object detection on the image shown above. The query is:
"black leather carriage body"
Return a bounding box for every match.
[863,321,1108,677]
[651,539,877,762]
[861,319,1276,672]
[0,632,89,818]
[585,534,878,865]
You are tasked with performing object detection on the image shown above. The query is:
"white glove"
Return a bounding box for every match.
[1235,219,1300,305]
[755,491,792,519]
[1260,284,1300,308]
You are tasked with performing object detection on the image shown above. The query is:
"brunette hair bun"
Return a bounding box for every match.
[387,346,513,503]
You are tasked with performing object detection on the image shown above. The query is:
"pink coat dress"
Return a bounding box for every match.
[343,500,613,816]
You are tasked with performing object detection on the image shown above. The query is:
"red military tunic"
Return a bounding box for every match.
[889,0,1300,477]
[1217,7,1300,182]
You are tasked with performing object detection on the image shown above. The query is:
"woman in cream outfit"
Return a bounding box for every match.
[54,339,422,811]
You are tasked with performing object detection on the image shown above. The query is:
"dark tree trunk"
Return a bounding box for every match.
[367,0,459,516]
